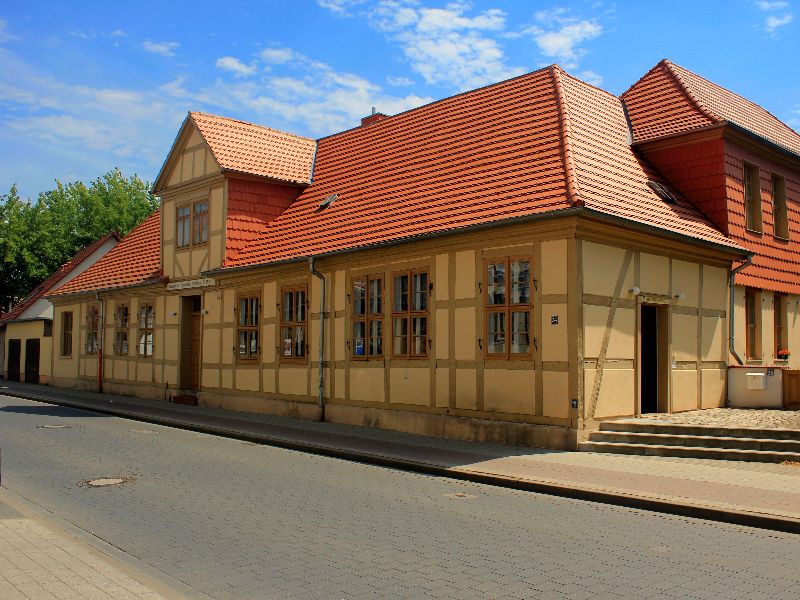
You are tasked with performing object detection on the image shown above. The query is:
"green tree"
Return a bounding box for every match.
[0,169,158,311]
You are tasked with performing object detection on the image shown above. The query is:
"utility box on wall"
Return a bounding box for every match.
[727,367,783,408]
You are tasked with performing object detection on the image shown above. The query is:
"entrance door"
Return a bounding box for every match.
[7,339,21,382]
[180,295,202,390]
[640,305,668,413]
[24,339,40,384]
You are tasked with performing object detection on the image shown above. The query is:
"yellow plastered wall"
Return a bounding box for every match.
[52,304,81,379]
[4,320,52,382]
[483,369,534,414]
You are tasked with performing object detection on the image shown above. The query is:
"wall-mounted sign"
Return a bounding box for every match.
[551,315,559,325]
[166,278,215,291]
[638,293,671,305]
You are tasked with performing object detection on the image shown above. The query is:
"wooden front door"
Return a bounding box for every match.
[7,339,21,381]
[24,339,40,384]
[191,312,201,390]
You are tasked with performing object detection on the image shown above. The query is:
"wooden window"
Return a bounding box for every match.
[85,305,99,354]
[775,292,787,357]
[745,288,760,359]
[391,270,429,358]
[280,287,307,360]
[137,303,154,357]
[744,163,762,232]
[193,201,209,245]
[176,200,208,249]
[484,258,532,358]
[61,311,73,356]
[114,305,129,355]
[352,275,383,358]
[772,174,789,239]
[236,295,260,360]
[176,205,191,248]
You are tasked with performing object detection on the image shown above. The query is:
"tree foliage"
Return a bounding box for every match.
[0,169,158,311]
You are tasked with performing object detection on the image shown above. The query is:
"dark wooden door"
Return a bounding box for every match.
[783,370,800,410]
[191,313,201,390]
[24,339,40,384]
[7,339,21,381]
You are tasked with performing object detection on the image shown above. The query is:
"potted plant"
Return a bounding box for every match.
[776,348,791,361]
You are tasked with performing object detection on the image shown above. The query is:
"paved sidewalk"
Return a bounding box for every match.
[0,490,178,600]
[2,380,800,535]
[632,407,800,429]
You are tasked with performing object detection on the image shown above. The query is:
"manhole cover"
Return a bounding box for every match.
[38,424,71,429]
[443,492,477,500]
[79,476,136,488]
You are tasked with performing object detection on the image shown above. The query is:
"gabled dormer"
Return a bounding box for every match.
[153,112,316,282]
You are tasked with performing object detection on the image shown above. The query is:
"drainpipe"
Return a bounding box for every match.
[728,255,753,366]
[308,257,326,422]
[95,291,105,393]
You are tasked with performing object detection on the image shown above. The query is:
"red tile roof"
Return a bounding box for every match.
[623,60,800,157]
[50,210,163,296]
[190,112,316,185]
[225,66,739,268]
[0,232,119,323]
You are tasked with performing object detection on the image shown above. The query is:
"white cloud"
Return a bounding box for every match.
[110,29,127,37]
[259,47,295,64]
[756,1,789,10]
[215,56,257,77]
[143,40,179,56]
[0,18,20,43]
[386,75,413,86]
[765,13,794,31]
[317,0,367,14]
[524,10,602,69]
[576,69,603,86]
[368,1,523,91]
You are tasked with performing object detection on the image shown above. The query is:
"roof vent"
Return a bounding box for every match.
[317,193,338,211]
[647,180,679,204]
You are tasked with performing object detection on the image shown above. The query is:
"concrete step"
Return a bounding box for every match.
[578,441,800,463]
[600,420,800,441]
[588,431,800,453]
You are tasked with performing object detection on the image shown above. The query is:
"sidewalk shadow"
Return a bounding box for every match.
[0,405,108,418]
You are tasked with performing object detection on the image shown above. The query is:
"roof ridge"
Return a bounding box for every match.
[550,65,583,207]
[661,60,723,123]
[189,111,315,143]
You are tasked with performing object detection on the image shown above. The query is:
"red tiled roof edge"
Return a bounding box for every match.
[660,60,723,123]
[550,65,583,207]
[0,232,120,323]
[49,210,163,297]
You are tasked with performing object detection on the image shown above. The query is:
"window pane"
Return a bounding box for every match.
[283,292,294,323]
[238,330,248,356]
[281,327,293,357]
[413,272,428,311]
[511,260,530,304]
[194,202,208,244]
[251,298,259,325]
[353,280,366,316]
[296,290,306,323]
[239,299,248,326]
[294,326,305,357]
[393,275,409,312]
[369,320,382,356]
[146,306,154,328]
[353,321,366,356]
[411,316,427,355]
[369,278,382,315]
[487,263,506,305]
[139,333,147,356]
[146,333,153,356]
[393,317,408,355]
[249,330,258,355]
[487,312,506,354]
[511,311,530,354]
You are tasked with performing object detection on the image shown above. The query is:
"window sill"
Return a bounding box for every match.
[774,235,790,242]
[744,227,763,236]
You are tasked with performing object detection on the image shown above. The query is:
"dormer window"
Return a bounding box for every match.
[744,163,762,232]
[177,200,209,248]
[772,174,789,239]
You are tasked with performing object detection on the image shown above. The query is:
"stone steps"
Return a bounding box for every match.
[579,420,800,463]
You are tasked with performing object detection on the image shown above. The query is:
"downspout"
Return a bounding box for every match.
[729,256,753,366]
[308,257,326,421]
[95,291,105,393]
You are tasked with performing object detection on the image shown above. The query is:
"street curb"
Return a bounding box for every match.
[3,388,800,536]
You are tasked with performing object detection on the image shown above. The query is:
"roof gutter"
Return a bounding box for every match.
[728,255,753,366]
[203,206,747,279]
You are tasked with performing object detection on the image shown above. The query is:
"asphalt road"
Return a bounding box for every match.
[0,394,799,600]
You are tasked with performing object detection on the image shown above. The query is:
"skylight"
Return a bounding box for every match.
[317,193,338,210]
[647,180,679,204]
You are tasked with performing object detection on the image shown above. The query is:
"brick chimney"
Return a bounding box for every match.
[361,107,389,127]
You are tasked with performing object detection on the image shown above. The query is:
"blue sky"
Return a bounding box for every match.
[1,0,798,199]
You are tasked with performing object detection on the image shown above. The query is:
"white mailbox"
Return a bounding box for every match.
[746,372,767,391]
